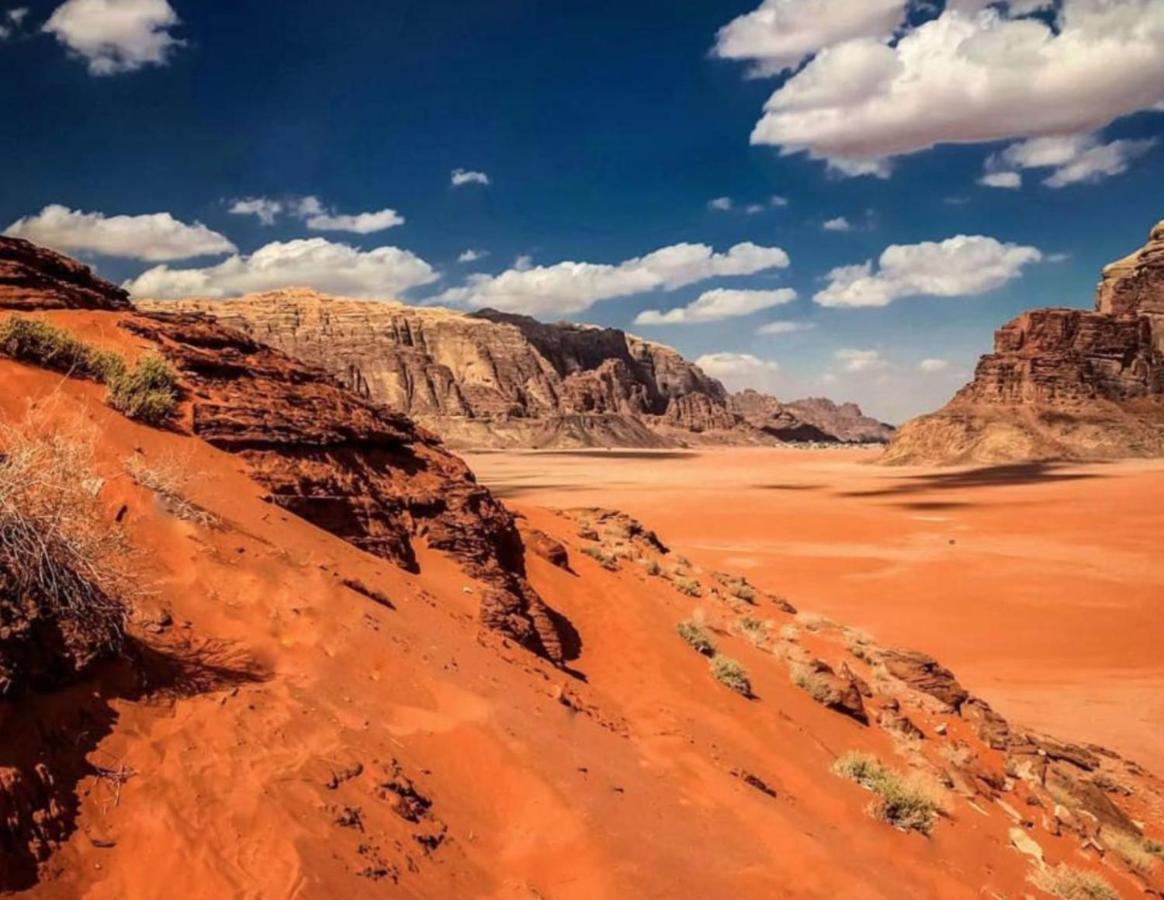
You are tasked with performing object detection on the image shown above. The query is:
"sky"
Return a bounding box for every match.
[3,0,1164,423]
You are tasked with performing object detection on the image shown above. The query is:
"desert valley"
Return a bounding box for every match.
[5,1,1164,898]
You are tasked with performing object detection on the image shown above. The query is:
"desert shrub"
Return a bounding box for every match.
[791,663,833,703]
[579,545,618,571]
[674,555,691,568]
[1030,864,1119,900]
[730,583,757,603]
[832,752,941,834]
[0,316,124,381]
[676,620,716,656]
[797,612,833,632]
[1101,828,1160,876]
[710,656,751,697]
[0,413,133,693]
[123,454,218,528]
[675,577,701,598]
[736,616,768,647]
[779,623,799,641]
[106,353,179,425]
[644,558,663,577]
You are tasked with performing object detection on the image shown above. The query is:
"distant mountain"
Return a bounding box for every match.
[885,220,1164,465]
[136,290,892,449]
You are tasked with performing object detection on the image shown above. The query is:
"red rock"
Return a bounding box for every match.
[880,649,969,711]
[0,237,130,312]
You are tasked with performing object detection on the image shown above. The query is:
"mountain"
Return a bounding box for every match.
[884,220,1164,465]
[135,290,891,449]
[5,238,1164,898]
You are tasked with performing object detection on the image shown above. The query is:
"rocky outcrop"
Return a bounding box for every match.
[135,291,890,449]
[120,312,567,663]
[731,391,894,444]
[884,221,1164,464]
[0,237,130,312]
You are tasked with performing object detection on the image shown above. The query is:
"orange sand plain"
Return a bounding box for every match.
[466,447,1164,775]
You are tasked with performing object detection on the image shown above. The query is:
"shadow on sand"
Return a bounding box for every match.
[838,461,1109,499]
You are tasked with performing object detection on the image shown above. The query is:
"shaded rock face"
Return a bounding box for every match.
[121,312,566,663]
[885,221,1164,464]
[0,237,130,312]
[730,390,894,444]
[135,291,889,448]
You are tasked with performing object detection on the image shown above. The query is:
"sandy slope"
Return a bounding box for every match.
[465,447,1164,775]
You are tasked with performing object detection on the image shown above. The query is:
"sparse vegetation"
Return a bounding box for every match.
[736,616,768,647]
[710,656,751,697]
[675,577,701,598]
[797,612,833,632]
[644,558,664,577]
[580,544,618,571]
[676,620,716,656]
[1101,827,1160,876]
[832,752,941,834]
[791,663,833,703]
[779,623,799,641]
[1030,864,1119,900]
[0,317,179,426]
[123,454,219,528]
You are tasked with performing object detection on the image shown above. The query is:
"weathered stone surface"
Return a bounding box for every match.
[0,237,130,312]
[885,221,1164,464]
[121,312,567,662]
[880,649,969,711]
[135,291,890,449]
[732,391,895,444]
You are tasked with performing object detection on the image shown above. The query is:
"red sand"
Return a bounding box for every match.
[466,447,1164,775]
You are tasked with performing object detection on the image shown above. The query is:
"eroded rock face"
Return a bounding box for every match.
[134,291,890,448]
[0,237,130,312]
[730,391,894,443]
[121,312,566,662]
[885,221,1164,464]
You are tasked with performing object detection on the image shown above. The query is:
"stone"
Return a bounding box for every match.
[0,236,130,312]
[880,649,969,711]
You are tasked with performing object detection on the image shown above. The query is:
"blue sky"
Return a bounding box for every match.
[4,0,1164,422]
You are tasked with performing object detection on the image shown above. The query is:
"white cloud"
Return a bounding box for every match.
[634,287,796,325]
[451,168,490,187]
[745,204,766,215]
[744,1,1164,177]
[979,171,1022,189]
[770,195,789,207]
[435,241,790,317]
[694,352,780,388]
[823,216,852,232]
[757,320,814,335]
[44,0,183,75]
[918,357,950,372]
[124,238,438,300]
[0,7,27,39]
[835,348,887,373]
[458,249,487,263]
[229,198,283,226]
[512,254,533,271]
[713,0,906,77]
[4,204,235,261]
[814,234,1042,308]
[708,196,733,211]
[227,195,404,233]
[990,134,1157,187]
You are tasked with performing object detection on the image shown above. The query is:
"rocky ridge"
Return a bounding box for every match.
[885,221,1164,464]
[0,237,131,312]
[136,290,891,449]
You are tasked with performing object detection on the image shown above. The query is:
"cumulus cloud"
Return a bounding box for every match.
[741,1,1164,177]
[756,320,814,335]
[303,208,404,234]
[835,348,888,373]
[919,358,950,372]
[435,241,790,317]
[823,216,852,232]
[44,0,183,75]
[708,196,733,211]
[229,198,283,226]
[227,195,404,233]
[814,235,1041,308]
[4,204,235,261]
[634,287,796,325]
[694,352,780,388]
[988,134,1157,187]
[713,0,906,77]
[124,238,438,299]
[458,249,487,263]
[451,168,490,187]
[979,171,1022,189]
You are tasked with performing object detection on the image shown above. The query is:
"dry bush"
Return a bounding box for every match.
[1101,827,1160,877]
[736,616,769,647]
[106,353,179,425]
[579,544,618,571]
[791,663,834,703]
[676,620,716,656]
[710,656,751,697]
[0,411,135,692]
[675,577,701,598]
[123,453,219,528]
[832,752,943,834]
[1030,864,1119,900]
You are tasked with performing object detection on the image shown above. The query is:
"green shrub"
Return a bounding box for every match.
[832,752,941,834]
[0,316,124,381]
[106,353,179,425]
[676,620,716,656]
[710,656,751,697]
[1030,864,1119,900]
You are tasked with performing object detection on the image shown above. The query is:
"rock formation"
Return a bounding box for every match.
[0,237,130,312]
[136,290,891,449]
[884,221,1164,464]
[731,390,894,444]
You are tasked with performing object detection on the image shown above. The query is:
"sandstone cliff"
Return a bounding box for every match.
[884,222,1164,464]
[731,390,895,444]
[0,237,131,312]
[136,290,890,449]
